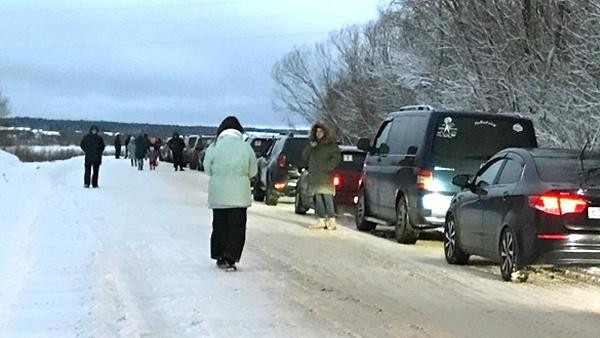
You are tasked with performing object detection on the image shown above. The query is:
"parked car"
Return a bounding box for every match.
[183,134,200,166]
[159,137,173,162]
[356,105,538,244]
[254,134,308,206]
[185,135,214,169]
[295,146,366,214]
[446,148,600,281]
[197,137,215,171]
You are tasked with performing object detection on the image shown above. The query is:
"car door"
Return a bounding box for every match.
[456,158,505,250]
[480,154,525,255]
[364,120,393,218]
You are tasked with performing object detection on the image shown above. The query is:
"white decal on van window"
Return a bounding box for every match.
[343,154,354,162]
[513,123,524,132]
[437,117,458,139]
[474,120,497,128]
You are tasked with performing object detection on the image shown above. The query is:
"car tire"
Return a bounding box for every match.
[499,227,526,282]
[444,216,469,265]
[356,188,376,232]
[265,182,279,206]
[395,197,418,244]
[294,190,308,215]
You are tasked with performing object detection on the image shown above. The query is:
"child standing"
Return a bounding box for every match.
[148,145,158,170]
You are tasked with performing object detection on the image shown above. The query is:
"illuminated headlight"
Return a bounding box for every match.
[422,193,452,215]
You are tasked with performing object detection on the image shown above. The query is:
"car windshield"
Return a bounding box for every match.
[432,116,536,160]
[337,151,366,171]
[535,156,600,184]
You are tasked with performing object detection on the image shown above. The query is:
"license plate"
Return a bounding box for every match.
[343,154,354,162]
[288,182,296,187]
[588,207,600,219]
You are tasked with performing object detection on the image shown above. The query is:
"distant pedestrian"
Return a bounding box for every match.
[203,116,257,271]
[148,145,158,170]
[114,134,122,159]
[302,121,341,230]
[168,132,186,171]
[135,133,148,170]
[80,125,106,188]
[127,136,137,167]
[124,134,130,159]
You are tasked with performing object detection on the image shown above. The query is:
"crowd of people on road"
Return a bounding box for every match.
[79,117,341,272]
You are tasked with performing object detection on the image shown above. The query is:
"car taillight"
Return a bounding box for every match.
[333,174,342,188]
[417,169,434,190]
[278,154,287,168]
[528,192,588,216]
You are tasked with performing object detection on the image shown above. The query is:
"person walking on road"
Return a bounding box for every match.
[134,133,148,171]
[203,116,257,271]
[168,132,186,171]
[303,122,341,230]
[124,134,130,159]
[114,134,122,159]
[80,125,106,188]
[127,136,137,167]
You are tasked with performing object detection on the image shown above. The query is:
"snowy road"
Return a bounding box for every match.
[1,154,600,337]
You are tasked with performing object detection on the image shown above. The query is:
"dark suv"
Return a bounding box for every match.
[247,135,276,158]
[356,105,538,244]
[254,134,308,206]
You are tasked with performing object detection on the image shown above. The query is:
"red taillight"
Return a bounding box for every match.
[417,169,434,190]
[278,154,287,168]
[333,174,342,188]
[528,192,588,216]
[537,233,569,240]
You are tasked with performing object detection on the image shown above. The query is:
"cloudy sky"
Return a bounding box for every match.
[0,0,382,127]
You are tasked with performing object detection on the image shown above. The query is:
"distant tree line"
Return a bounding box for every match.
[273,0,600,148]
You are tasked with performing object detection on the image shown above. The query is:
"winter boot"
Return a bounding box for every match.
[309,218,326,230]
[325,218,338,230]
[216,258,228,269]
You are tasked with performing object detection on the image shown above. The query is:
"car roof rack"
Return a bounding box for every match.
[398,105,434,112]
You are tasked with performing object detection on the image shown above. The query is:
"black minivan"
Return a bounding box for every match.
[356,105,538,244]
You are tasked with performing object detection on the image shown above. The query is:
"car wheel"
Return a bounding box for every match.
[395,197,418,244]
[294,189,308,215]
[499,227,526,282]
[444,216,469,265]
[355,188,376,232]
[265,183,279,206]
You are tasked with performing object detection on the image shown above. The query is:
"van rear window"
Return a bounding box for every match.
[337,151,366,171]
[432,116,536,160]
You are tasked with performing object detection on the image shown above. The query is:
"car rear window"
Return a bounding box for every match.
[337,151,366,171]
[284,138,309,166]
[250,138,273,156]
[535,156,600,183]
[432,116,536,160]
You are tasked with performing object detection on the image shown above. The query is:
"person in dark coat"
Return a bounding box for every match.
[114,134,122,159]
[134,133,149,171]
[124,134,130,159]
[168,132,186,171]
[80,125,106,188]
[302,121,341,230]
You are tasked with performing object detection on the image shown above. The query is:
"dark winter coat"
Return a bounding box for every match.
[114,135,122,147]
[168,137,185,153]
[80,128,106,165]
[303,138,341,195]
[134,135,149,159]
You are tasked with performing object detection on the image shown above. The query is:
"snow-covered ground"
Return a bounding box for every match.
[1,151,600,337]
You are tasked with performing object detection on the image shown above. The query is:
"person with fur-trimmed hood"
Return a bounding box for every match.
[302,121,341,230]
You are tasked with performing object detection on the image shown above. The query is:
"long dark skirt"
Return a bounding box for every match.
[211,208,247,263]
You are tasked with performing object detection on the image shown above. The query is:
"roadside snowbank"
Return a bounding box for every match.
[0,150,22,183]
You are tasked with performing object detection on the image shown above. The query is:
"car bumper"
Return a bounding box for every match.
[532,234,600,265]
[410,193,453,230]
[334,190,357,206]
[272,181,297,197]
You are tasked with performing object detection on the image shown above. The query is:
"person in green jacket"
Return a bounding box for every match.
[303,121,341,230]
[203,116,258,271]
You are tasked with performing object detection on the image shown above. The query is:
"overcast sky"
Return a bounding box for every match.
[0,0,382,128]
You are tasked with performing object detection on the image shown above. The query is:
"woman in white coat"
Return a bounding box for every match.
[203,116,257,270]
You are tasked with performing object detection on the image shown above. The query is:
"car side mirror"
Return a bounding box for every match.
[378,143,390,155]
[357,138,371,152]
[452,174,472,189]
